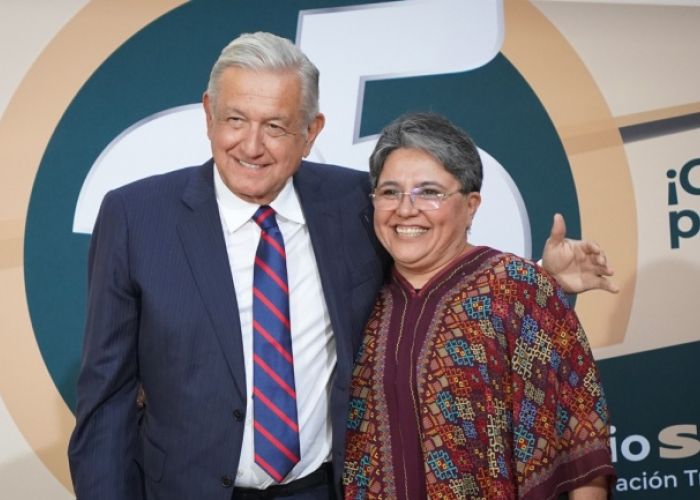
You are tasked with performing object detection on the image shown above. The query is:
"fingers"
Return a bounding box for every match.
[549,213,567,242]
[587,240,602,255]
[588,256,614,278]
[575,239,601,256]
[597,265,615,277]
[589,248,614,275]
[595,276,620,294]
[594,248,607,266]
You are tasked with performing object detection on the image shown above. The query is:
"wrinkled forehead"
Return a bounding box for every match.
[213,66,302,100]
[211,67,305,117]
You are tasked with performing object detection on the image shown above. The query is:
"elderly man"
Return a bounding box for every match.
[68,32,615,499]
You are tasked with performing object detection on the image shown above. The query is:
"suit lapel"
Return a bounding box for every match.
[294,164,360,377]
[176,162,246,400]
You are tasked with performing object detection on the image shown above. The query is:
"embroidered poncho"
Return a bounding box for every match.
[343,247,614,499]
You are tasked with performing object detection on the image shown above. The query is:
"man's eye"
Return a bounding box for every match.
[264,123,289,137]
[226,116,244,127]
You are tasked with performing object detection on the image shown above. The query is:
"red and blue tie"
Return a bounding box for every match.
[252,206,300,482]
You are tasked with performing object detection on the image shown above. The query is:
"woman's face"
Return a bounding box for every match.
[373,147,481,286]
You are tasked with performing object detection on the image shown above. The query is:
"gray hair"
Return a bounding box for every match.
[207,32,320,125]
[369,112,483,193]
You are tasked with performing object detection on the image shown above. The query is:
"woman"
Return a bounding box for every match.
[343,113,615,499]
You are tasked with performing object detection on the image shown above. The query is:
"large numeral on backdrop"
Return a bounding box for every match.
[73,1,528,256]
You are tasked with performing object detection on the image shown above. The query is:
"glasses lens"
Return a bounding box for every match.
[411,189,443,210]
[371,191,447,210]
[413,198,440,210]
[372,195,396,210]
[371,188,454,211]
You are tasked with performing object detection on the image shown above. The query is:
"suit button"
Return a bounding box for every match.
[232,409,244,421]
[220,475,233,488]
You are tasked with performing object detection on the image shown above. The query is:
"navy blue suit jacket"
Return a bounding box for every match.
[68,160,389,499]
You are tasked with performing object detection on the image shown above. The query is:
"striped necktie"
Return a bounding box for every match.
[251,205,300,482]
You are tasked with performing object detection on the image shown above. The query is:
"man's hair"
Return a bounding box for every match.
[369,112,483,193]
[207,32,320,125]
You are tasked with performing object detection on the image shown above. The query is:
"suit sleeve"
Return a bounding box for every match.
[68,190,142,499]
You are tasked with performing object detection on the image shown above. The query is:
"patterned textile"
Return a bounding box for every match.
[343,247,614,499]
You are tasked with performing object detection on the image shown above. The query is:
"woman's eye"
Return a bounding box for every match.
[379,188,400,198]
[418,188,441,198]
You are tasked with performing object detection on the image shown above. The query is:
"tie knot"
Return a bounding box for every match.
[253,205,279,231]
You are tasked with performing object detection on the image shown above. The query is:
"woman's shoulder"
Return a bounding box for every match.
[480,249,560,289]
[484,248,535,267]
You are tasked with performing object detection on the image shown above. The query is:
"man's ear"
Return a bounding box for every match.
[203,92,214,140]
[303,113,325,157]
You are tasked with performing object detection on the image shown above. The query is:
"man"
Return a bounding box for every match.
[68,32,616,499]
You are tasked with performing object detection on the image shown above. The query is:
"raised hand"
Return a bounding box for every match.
[541,213,619,294]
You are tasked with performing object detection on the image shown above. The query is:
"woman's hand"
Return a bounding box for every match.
[541,213,619,294]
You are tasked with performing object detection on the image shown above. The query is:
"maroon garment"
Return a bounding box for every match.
[344,247,615,499]
[382,269,438,498]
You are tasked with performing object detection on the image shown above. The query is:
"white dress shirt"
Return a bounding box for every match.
[213,166,335,487]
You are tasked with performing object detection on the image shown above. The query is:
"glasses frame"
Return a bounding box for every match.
[369,187,464,211]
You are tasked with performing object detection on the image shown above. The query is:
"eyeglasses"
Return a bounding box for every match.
[370,187,463,211]
[220,116,302,139]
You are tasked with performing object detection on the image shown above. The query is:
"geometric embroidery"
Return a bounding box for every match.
[584,367,602,396]
[513,338,534,379]
[427,450,459,480]
[491,315,504,333]
[506,260,536,284]
[437,391,460,422]
[462,419,477,439]
[479,319,497,339]
[532,331,552,363]
[455,397,475,420]
[513,425,535,461]
[463,295,491,319]
[497,454,510,478]
[557,288,571,307]
[519,399,537,429]
[346,398,366,430]
[445,338,475,366]
[356,454,371,487]
[595,397,609,421]
[524,380,545,405]
[521,315,539,343]
[556,405,569,436]
[550,350,562,370]
[343,248,613,499]
[478,364,491,384]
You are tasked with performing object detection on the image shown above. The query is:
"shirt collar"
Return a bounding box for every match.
[213,164,306,233]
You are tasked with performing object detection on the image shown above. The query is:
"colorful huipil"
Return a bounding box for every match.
[343,247,614,499]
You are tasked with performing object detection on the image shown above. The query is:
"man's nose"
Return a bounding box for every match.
[239,124,265,156]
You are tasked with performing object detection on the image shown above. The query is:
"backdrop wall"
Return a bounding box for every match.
[1,1,699,498]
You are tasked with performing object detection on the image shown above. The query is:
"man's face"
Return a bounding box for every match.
[203,66,324,205]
